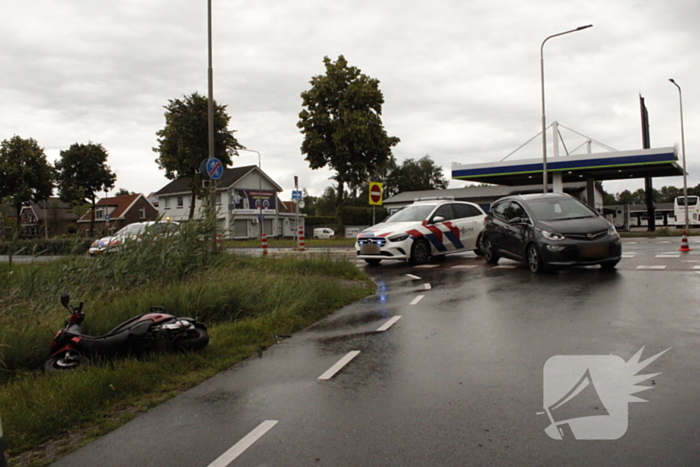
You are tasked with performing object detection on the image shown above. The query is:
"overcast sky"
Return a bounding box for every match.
[1,0,698,200]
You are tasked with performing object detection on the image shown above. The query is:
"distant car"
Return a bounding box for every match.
[480,193,622,273]
[0,412,6,467]
[88,221,179,256]
[355,198,486,266]
[313,228,335,239]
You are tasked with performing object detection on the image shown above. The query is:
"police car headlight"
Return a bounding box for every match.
[542,230,565,241]
[607,226,618,236]
[388,233,409,242]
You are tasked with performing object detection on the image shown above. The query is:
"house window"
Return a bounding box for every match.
[164,198,170,209]
[96,208,105,220]
[216,193,222,205]
[177,196,184,208]
[139,207,146,219]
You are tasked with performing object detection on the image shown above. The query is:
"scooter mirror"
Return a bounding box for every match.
[60,292,70,309]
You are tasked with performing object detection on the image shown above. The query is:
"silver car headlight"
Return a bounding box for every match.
[388,233,410,242]
[541,230,565,241]
[607,226,618,236]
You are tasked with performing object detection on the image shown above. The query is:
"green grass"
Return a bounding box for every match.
[226,237,356,248]
[0,222,374,466]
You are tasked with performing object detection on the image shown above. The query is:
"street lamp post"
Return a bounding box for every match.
[669,79,689,232]
[541,24,592,193]
[207,0,217,249]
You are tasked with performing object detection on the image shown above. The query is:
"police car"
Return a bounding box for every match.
[355,198,486,266]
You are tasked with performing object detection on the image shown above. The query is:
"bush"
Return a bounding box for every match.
[0,238,92,256]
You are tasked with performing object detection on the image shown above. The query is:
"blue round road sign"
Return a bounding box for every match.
[206,158,224,180]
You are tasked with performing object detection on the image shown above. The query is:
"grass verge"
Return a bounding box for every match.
[0,227,374,467]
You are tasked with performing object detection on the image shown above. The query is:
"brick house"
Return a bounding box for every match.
[77,194,159,236]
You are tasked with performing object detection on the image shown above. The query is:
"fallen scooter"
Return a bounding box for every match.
[45,293,209,373]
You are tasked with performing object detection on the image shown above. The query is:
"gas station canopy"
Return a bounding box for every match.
[451,147,683,186]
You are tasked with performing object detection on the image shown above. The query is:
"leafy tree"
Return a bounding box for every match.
[384,155,448,198]
[298,55,400,209]
[154,92,243,219]
[114,188,135,196]
[0,136,55,236]
[55,142,116,237]
[314,186,339,217]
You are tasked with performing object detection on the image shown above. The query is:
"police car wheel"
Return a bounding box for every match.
[410,239,431,265]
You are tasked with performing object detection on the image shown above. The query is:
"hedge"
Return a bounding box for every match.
[0,238,92,256]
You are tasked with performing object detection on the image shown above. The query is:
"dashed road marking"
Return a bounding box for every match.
[376,316,402,332]
[410,295,424,305]
[493,265,517,269]
[318,351,361,380]
[637,265,667,270]
[406,274,422,280]
[451,265,478,269]
[656,254,680,258]
[414,264,440,268]
[424,283,432,290]
[207,420,279,467]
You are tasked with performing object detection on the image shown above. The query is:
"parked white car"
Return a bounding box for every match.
[355,198,486,266]
[313,228,335,239]
[88,221,179,256]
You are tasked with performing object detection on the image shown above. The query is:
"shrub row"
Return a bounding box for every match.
[0,238,92,256]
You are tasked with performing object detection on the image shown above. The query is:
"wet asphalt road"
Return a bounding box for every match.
[52,237,700,466]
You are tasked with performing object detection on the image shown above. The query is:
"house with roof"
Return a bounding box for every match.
[18,198,80,238]
[154,165,303,239]
[77,194,159,236]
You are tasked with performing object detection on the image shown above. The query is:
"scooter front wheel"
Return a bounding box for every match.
[44,350,89,373]
[175,325,210,352]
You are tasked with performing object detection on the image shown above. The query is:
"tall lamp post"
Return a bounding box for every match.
[541,24,592,193]
[239,149,263,239]
[669,79,689,232]
[206,0,217,249]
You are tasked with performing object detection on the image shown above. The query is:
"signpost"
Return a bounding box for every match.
[369,182,383,225]
[369,182,383,205]
[205,158,224,180]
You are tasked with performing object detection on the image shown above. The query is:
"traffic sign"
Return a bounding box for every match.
[369,182,383,205]
[205,158,224,180]
[104,214,110,221]
[292,190,303,200]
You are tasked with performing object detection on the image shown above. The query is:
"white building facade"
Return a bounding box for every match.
[154,165,303,239]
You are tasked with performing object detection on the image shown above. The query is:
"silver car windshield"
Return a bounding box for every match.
[385,205,436,222]
[527,198,596,221]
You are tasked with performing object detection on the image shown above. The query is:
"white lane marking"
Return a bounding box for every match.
[693,266,700,270]
[621,254,635,258]
[452,265,477,269]
[424,283,432,290]
[406,274,422,280]
[626,241,638,244]
[658,241,671,244]
[493,265,517,269]
[656,254,680,258]
[414,264,440,268]
[318,351,361,380]
[207,420,278,467]
[683,260,700,263]
[637,265,667,270]
[376,316,402,332]
[410,295,424,305]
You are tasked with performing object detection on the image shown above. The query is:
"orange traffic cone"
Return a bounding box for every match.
[679,231,692,252]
